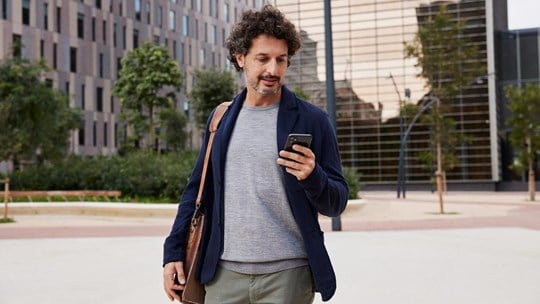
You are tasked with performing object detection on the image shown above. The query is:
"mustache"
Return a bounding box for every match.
[259,75,280,82]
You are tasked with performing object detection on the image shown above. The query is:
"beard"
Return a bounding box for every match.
[246,70,282,96]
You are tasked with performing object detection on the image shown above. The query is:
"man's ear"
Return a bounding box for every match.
[235,54,244,69]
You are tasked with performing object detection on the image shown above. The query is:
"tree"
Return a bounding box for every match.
[189,68,236,129]
[0,56,80,166]
[505,83,540,201]
[159,108,188,152]
[112,42,183,152]
[404,4,483,213]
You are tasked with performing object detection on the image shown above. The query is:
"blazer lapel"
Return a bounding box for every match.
[277,86,300,151]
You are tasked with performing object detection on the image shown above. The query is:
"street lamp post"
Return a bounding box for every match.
[324,0,341,231]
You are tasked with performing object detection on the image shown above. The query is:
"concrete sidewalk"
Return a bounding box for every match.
[1,191,540,303]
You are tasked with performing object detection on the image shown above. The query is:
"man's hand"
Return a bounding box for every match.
[277,144,316,180]
[163,261,185,302]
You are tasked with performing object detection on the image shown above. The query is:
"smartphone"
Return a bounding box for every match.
[284,133,312,152]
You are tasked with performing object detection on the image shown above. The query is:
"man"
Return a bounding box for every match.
[163,5,348,303]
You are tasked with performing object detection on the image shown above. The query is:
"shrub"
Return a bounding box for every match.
[342,167,361,199]
[8,151,198,203]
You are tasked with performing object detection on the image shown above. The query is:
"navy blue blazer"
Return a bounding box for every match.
[164,86,349,301]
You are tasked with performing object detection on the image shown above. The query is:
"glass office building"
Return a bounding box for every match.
[275,0,508,188]
[497,27,540,184]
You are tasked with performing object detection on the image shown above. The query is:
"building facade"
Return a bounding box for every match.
[0,0,264,156]
[275,0,510,189]
[496,27,540,185]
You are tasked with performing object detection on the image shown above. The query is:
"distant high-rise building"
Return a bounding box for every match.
[0,0,263,156]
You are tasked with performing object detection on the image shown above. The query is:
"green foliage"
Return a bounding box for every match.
[404,4,481,177]
[0,57,81,164]
[505,84,540,174]
[342,167,361,199]
[8,151,198,203]
[159,108,188,152]
[417,107,471,172]
[404,4,483,98]
[189,68,236,129]
[0,217,16,224]
[293,86,310,101]
[112,42,183,151]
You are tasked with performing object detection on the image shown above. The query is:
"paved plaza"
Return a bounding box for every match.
[1,191,540,303]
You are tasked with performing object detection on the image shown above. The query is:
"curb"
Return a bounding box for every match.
[7,202,178,218]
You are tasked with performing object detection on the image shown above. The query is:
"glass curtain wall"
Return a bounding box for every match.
[274,0,492,185]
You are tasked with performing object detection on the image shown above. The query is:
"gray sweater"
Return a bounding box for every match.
[221,103,308,274]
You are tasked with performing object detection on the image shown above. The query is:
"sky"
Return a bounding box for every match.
[507,0,540,30]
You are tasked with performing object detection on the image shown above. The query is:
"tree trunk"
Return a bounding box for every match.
[527,137,536,201]
[435,97,444,214]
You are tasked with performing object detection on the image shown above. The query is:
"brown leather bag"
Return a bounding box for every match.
[181,101,231,304]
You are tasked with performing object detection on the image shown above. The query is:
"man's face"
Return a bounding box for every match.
[235,35,289,97]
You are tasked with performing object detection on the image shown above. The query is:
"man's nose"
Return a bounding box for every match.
[266,59,278,75]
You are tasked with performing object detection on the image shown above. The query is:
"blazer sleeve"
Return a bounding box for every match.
[299,113,349,217]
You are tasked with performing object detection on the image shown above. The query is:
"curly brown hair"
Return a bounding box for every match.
[226,5,302,72]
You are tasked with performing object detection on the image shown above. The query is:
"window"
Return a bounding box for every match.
[156,5,162,27]
[93,121,97,147]
[91,17,96,41]
[197,0,202,12]
[153,35,159,44]
[211,25,217,44]
[133,29,139,48]
[96,87,103,112]
[12,34,22,58]
[43,3,48,29]
[204,22,207,42]
[99,53,104,77]
[2,0,7,19]
[22,0,30,25]
[113,22,117,47]
[116,57,122,78]
[56,7,61,33]
[53,43,57,68]
[210,0,217,18]
[40,39,44,57]
[189,44,192,65]
[146,2,150,24]
[195,19,198,39]
[45,79,53,87]
[70,47,77,72]
[65,81,70,95]
[118,0,122,16]
[169,10,175,31]
[122,25,126,49]
[199,48,205,66]
[111,96,115,113]
[95,0,101,9]
[180,42,185,64]
[102,20,107,44]
[182,16,189,36]
[79,120,85,146]
[81,84,86,109]
[77,13,84,39]
[104,122,108,147]
[173,40,177,60]
[224,3,229,22]
[114,123,118,147]
[135,0,141,20]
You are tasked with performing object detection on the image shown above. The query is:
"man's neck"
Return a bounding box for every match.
[244,89,282,107]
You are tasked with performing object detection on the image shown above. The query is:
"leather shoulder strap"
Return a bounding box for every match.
[195,101,231,209]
